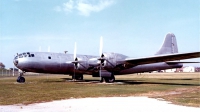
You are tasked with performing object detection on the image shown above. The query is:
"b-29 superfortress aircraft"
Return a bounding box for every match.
[13,33,200,83]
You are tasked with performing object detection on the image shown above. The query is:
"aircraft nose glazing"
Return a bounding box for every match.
[13,59,18,66]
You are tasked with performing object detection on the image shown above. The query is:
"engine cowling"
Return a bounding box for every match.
[88,52,129,73]
[88,58,99,67]
[73,58,88,71]
[87,53,116,71]
[100,52,116,70]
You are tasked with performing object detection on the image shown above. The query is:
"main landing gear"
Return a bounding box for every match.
[17,72,25,83]
[100,74,115,83]
[72,74,83,81]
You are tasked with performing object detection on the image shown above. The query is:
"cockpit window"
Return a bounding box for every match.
[17,53,34,58]
[31,54,34,57]
[18,54,23,58]
[15,56,18,59]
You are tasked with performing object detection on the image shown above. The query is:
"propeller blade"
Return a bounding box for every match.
[74,42,77,60]
[99,36,103,57]
[99,36,103,82]
[99,63,102,82]
[73,42,77,81]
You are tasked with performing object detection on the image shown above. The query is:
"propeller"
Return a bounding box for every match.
[98,36,105,82]
[72,42,78,80]
[65,42,78,80]
[74,42,77,61]
[99,36,103,57]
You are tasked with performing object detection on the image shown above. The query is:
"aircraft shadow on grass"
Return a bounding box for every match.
[59,78,200,86]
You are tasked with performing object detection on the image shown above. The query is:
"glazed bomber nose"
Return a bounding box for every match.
[13,59,18,66]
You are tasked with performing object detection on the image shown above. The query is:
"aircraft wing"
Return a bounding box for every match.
[122,52,200,66]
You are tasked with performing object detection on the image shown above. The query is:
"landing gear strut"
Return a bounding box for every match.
[16,72,25,83]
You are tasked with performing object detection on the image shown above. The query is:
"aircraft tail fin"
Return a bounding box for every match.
[155,33,178,55]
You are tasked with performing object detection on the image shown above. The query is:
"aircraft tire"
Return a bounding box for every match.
[77,75,83,80]
[100,77,103,82]
[108,75,115,83]
[105,78,109,83]
[100,77,115,83]
[100,77,107,82]
[72,75,75,80]
[17,76,25,83]
[72,74,83,80]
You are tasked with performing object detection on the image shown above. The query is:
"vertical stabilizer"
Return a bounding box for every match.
[155,33,178,55]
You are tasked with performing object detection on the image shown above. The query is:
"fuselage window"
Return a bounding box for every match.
[48,56,51,59]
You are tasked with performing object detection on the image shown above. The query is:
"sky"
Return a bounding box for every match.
[0,0,199,68]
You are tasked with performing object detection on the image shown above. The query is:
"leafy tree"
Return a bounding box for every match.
[0,62,5,69]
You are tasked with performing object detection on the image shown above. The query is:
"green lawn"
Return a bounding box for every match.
[0,73,199,107]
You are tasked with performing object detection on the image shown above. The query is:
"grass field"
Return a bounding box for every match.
[0,73,199,107]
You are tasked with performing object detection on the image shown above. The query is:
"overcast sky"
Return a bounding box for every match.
[0,0,199,68]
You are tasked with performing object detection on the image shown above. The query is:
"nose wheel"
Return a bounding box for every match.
[16,72,25,83]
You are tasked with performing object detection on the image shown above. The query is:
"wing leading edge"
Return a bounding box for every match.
[123,52,200,66]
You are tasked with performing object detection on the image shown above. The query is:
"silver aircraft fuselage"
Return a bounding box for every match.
[13,52,183,76]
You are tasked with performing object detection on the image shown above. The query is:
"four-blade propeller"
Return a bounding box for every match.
[98,36,106,82]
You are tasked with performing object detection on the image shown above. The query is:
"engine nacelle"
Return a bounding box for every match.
[87,53,116,71]
[74,58,88,71]
[88,52,128,72]
[88,58,99,66]
[101,52,116,70]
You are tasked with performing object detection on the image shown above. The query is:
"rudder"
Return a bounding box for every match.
[155,33,178,55]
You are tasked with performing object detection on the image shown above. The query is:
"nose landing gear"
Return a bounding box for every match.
[16,72,25,83]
